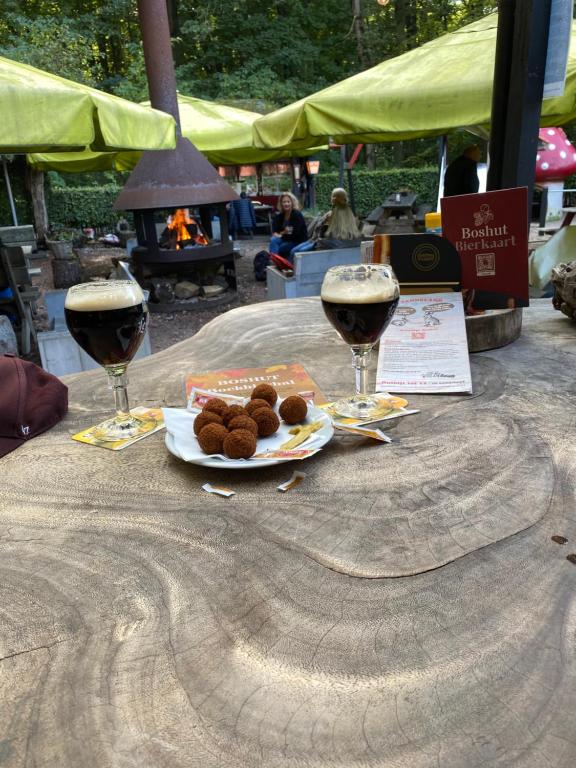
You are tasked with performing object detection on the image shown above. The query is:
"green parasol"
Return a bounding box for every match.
[252,13,576,149]
[28,94,321,172]
[0,55,176,153]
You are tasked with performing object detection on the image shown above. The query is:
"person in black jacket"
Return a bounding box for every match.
[443,144,482,197]
[269,192,308,259]
[228,192,257,238]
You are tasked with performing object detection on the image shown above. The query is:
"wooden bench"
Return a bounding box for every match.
[0,246,40,355]
[266,247,362,300]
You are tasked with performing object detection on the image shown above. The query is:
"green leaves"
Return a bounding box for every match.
[0,0,499,109]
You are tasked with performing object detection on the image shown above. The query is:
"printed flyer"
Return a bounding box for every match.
[376,292,473,394]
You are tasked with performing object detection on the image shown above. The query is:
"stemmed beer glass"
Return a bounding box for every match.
[64,281,149,440]
[320,263,399,419]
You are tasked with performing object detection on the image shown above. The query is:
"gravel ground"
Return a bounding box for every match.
[147,237,269,353]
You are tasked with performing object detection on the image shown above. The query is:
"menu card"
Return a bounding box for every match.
[185,362,327,404]
[441,187,529,309]
[376,292,472,394]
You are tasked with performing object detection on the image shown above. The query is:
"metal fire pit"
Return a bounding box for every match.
[113,0,239,303]
[114,136,239,294]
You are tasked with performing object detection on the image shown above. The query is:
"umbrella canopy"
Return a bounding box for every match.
[0,55,176,153]
[253,13,576,150]
[28,94,321,172]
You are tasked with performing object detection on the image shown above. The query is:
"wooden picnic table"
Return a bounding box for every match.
[381,191,418,222]
[559,206,576,228]
[1,298,575,767]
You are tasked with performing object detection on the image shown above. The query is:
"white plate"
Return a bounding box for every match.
[163,402,333,469]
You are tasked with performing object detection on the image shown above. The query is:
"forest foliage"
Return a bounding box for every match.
[0,0,502,186]
[1,1,498,110]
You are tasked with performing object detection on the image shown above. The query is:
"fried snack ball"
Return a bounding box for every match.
[223,429,257,459]
[251,383,278,406]
[245,398,272,416]
[193,410,224,436]
[197,423,228,454]
[228,415,258,437]
[279,395,308,425]
[202,397,229,418]
[251,406,280,437]
[221,404,247,426]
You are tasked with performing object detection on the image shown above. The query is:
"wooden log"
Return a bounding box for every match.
[51,258,84,289]
[466,307,523,352]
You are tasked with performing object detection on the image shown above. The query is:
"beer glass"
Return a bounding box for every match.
[321,263,399,419]
[64,281,149,440]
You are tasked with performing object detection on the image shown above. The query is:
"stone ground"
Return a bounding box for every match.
[27,236,271,362]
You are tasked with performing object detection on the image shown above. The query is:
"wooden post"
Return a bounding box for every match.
[487,0,552,212]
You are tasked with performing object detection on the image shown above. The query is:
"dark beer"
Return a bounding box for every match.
[321,265,399,345]
[65,283,148,367]
[321,296,399,345]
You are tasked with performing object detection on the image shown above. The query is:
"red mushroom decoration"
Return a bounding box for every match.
[535,127,576,182]
[535,128,576,226]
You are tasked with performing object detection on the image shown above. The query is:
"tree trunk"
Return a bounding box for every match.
[352,0,370,69]
[394,0,407,52]
[26,168,49,242]
[366,145,376,170]
[167,0,183,66]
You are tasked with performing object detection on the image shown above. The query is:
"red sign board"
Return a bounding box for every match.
[441,187,529,308]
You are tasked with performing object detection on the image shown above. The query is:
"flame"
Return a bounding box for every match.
[167,208,208,249]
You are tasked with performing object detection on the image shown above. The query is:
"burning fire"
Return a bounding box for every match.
[167,208,208,249]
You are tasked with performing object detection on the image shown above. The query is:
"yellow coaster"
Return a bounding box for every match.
[72,407,165,450]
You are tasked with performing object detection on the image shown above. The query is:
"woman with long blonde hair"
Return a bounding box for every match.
[290,187,361,260]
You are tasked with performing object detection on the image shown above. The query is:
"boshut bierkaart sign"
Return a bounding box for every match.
[441,187,529,309]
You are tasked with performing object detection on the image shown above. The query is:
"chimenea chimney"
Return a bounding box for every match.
[114,0,239,291]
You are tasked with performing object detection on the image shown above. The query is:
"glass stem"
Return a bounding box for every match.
[106,366,131,422]
[351,345,372,396]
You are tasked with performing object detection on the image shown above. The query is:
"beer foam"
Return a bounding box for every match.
[321,268,398,304]
[65,282,144,311]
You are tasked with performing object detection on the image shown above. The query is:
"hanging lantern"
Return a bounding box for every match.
[306,160,320,175]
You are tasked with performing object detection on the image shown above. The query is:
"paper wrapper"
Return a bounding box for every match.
[202,483,235,497]
[277,471,306,492]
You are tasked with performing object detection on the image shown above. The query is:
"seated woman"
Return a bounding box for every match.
[269,192,308,259]
[290,187,361,259]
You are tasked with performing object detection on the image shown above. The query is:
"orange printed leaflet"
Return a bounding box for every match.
[185,363,327,404]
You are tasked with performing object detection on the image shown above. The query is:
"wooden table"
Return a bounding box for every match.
[1,298,576,767]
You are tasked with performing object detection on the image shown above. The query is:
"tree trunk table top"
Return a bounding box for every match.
[2,298,575,767]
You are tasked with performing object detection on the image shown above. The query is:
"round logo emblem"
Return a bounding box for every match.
[412,243,440,272]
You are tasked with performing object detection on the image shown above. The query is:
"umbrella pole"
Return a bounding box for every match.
[2,157,19,227]
[339,146,346,187]
[436,135,447,210]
